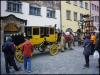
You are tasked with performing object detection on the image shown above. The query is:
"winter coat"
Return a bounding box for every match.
[22,40,34,57]
[2,37,16,66]
[2,37,15,57]
[83,38,92,56]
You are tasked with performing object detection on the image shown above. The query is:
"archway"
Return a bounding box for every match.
[4,23,19,41]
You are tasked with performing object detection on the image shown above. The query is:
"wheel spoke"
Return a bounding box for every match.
[15,47,23,63]
[50,44,58,56]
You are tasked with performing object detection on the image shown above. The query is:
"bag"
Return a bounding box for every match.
[93,50,99,59]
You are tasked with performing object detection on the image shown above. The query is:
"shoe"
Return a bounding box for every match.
[84,64,89,68]
[6,71,10,74]
[16,67,21,71]
[27,70,31,73]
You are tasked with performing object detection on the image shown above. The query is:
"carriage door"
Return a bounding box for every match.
[25,27,32,39]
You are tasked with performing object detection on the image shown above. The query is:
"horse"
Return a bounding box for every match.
[59,32,74,51]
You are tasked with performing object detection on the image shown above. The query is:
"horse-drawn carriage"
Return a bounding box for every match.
[12,26,58,63]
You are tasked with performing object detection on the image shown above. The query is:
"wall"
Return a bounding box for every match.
[61,1,90,32]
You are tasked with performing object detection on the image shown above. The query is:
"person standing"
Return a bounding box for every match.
[83,35,92,68]
[22,38,34,73]
[2,37,20,73]
[94,32,100,68]
[90,32,96,54]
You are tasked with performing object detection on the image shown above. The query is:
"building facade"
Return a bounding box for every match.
[90,1,99,32]
[61,1,90,32]
[1,1,60,49]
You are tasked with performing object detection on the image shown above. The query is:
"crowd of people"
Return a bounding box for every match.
[2,31,99,74]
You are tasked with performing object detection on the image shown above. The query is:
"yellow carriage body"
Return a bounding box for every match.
[25,26,58,45]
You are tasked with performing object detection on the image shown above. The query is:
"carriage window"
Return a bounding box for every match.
[25,27,32,36]
[50,28,54,34]
[45,27,49,35]
[40,27,49,35]
[40,27,44,35]
[33,28,39,35]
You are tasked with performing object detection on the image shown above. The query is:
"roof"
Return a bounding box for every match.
[0,14,27,25]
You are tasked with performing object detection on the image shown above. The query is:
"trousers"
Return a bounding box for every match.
[4,54,19,73]
[24,56,31,71]
[84,55,89,66]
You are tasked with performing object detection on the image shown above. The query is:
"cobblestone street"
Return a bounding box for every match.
[1,45,99,74]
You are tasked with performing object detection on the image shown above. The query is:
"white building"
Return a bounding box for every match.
[0,1,60,48]
[90,1,99,32]
[1,1,60,28]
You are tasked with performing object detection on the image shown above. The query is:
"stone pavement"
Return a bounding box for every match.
[1,45,99,74]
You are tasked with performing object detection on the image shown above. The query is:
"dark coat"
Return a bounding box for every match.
[2,37,15,66]
[83,38,92,56]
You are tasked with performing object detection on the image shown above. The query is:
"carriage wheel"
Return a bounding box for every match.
[49,43,58,56]
[15,47,23,63]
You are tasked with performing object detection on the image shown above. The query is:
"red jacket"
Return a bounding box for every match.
[22,40,33,57]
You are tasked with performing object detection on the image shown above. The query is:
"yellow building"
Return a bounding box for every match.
[61,1,90,32]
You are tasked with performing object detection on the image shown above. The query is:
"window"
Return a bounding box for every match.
[95,16,96,22]
[73,1,77,6]
[74,12,77,21]
[47,9,55,18]
[25,27,32,38]
[50,28,54,34]
[66,1,71,4]
[29,5,41,16]
[85,2,88,9]
[80,1,83,8]
[80,14,83,21]
[94,5,96,11]
[7,1,22,13]
[92,4,94,10]
[40,27,49,35]
[33,28,39,35]
[98,16,99,22]
[95,16,99,22]
[66,10,71,20]
[91,16,94,22]
[97,6,99,11]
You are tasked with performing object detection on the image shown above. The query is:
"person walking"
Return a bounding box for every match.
[94,32,100,68]
[22,38,34,73]
[2,37,20,73]
[83,35,92,68]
